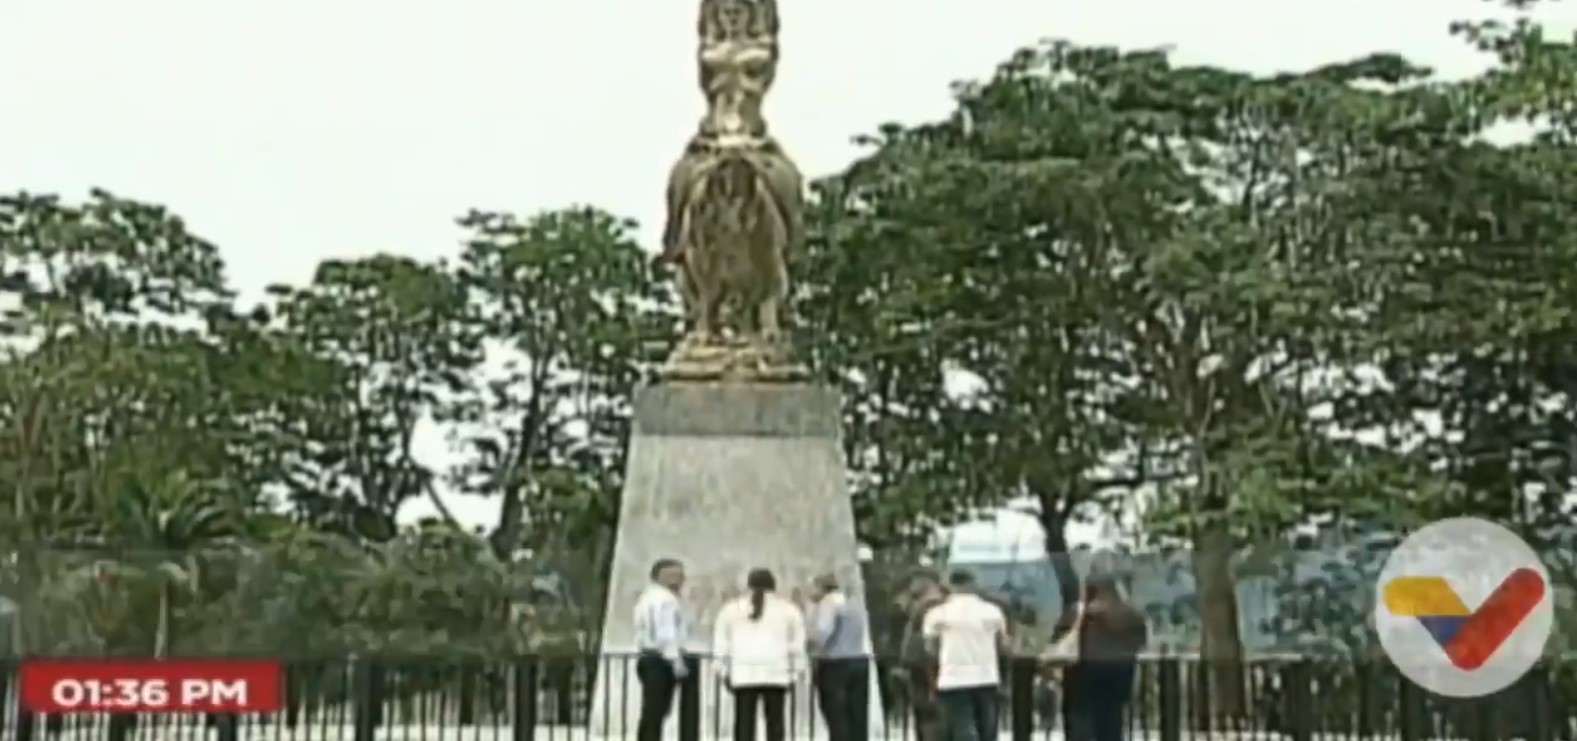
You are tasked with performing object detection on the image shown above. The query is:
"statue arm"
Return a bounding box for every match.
[755,151,804,254]
[781,174,804,254]
[777,161,806,254]
[660,154,703,264]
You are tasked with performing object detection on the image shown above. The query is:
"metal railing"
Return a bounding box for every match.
[3,655,1574,741]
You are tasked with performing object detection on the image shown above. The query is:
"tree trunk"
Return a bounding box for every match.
[589,520,618,636]
[1192,518,1245,724]
[489,375,551,562]
[489,489,526,562]
[154,582,170,658]
[1037,507,1081,611]
[12,551,38,655]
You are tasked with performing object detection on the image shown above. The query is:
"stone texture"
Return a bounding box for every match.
[591,382,880,737]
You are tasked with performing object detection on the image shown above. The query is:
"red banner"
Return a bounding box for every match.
[18,659,283,713]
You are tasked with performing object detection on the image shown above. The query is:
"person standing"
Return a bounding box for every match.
[923,570,1008,741]
[806,573,871,741]
[714,568,807,741]
[634,557,689,741]
[899,570,948,741]
[1052,575,1147,741]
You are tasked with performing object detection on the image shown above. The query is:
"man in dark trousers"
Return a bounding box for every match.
[634,558,689,741]
[924,570,1010,741]
[899,570,947,741]
[807,573,870,741]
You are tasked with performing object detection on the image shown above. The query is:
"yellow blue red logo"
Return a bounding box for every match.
[1375,518,1552,697]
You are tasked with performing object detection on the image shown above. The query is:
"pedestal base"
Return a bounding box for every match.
[659,336,810,383]
[590,383,881,737]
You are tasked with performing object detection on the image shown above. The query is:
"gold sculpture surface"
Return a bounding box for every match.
[655,0,807,382]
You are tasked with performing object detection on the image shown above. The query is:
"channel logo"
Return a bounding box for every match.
[1382,570,1545,670]
[1376,518,1553,697]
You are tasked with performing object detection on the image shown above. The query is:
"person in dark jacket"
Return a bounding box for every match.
[898,570,947,741]
[1050,576,1146,741]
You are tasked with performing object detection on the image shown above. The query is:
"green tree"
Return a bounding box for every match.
[0,191,329,655]
[445,206,667,575]
[1364,5,1577,664]
[799,160,981,551]
[0,189,230,324]
[804,38,1521,714]
[263,255,482,540]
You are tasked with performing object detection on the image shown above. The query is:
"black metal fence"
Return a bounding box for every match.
[3,655,1575,741]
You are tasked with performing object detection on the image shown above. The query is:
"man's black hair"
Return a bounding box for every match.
[947,569,976,587]
[650,557,682,580]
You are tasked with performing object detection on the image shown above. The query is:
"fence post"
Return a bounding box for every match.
[562,657,582,726]
[1356,660,1375,739]
[678,655,701,741]
[107,712,138,741]
[458,662,479,725]
[1397,673,1423,741]
[1008,657,1034,741]
[513,658,539,741]
[213,712,239,741]
[283,663,302,728]
[0,661,10,731]
[1528,662,1553,741]
[1285,660,1312,741]
[1470,697,1492,741]
[7,660,36,741]
[351,659,382,741]
[1191,658,1212,733]
[1159,658,1181,741]
[13,711,34,741]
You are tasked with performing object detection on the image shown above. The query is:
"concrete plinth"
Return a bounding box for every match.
[591,383,881,738]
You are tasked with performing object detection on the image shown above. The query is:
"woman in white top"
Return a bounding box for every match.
[713,568,807,741]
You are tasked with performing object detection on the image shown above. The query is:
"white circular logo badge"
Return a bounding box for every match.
[1375,517,1552,697]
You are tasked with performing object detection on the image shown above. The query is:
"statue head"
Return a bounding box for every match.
[696,0,779,143]
[699,0,778,43]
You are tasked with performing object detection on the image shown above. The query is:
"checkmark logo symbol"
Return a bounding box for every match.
[1383,568,1546,670]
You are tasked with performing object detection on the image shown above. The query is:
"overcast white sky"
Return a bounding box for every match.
[4,0,1572,559]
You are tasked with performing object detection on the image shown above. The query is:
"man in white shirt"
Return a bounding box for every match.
[922,570,1008,741]
[634,557,689,741]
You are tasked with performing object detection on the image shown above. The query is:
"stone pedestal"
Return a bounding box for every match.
[590,383,882,738]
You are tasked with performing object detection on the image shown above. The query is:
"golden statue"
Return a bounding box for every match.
[655,0,807,382]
